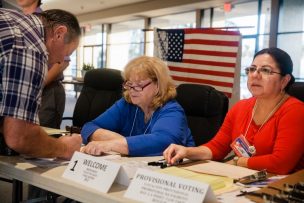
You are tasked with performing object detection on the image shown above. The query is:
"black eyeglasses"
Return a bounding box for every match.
[123,81,152,92]
[245,66,282,76]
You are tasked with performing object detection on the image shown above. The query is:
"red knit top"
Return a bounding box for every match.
[204,96,304,174]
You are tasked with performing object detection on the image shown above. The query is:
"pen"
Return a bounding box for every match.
[147,159,183,168]
[65,126,81,134]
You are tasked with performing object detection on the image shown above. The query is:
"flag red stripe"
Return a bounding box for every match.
[172,75,233,88]
[185,39,239,47]
[183,49,237,57]
[169,66,235,77]
[184,28,240,36]
[222,92,232,98]
[183,59,236,68]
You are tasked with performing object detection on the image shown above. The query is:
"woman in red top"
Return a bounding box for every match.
[163,47,304,175]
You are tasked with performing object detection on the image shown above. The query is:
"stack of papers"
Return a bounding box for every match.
[158,160,262,195]
[158,166,230,192]
[23,157,69,168]
[42,127,69,136]
[182,160,258,179]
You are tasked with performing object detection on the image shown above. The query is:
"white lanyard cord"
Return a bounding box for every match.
[129,107,154,136]
[129,107,138,137]
[243,94,288,138]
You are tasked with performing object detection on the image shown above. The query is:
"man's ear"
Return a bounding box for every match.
[53,25,68,41]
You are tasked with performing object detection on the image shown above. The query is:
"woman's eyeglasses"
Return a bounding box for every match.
[245,66,282,76]
[123,81,152,92]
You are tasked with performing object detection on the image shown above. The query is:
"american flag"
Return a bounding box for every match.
[154,28,241,101]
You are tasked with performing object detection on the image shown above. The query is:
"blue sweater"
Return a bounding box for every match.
[81,98,195,156]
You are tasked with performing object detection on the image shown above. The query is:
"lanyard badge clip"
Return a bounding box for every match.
[231,135,256,157]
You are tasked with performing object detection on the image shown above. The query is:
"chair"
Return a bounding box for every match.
[176,84,229,146]
[65,68,124,129]
[287,82,304,102]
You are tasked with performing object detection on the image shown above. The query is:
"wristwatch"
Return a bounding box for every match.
[233,156,239,166]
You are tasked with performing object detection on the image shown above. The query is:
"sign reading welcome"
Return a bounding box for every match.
[62,151,121,193]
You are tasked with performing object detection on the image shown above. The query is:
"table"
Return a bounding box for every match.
[0,155,159,203]
[0,155,258,203]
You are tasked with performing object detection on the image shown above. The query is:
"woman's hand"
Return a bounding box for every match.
[80,141,112,156]
[237,157,249,167]
[80,137,129,155]
[163,144,188,165]
[163,145,213,165]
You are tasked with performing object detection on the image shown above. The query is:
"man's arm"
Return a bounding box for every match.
[3,117,82,159]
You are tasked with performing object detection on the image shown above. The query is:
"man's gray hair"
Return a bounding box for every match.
[39,9,81,43]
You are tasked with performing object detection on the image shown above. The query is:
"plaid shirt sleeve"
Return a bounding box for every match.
[0,9,48,124]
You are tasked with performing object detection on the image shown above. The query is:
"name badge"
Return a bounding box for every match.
[231,135,255,157]
[62,151,121,193]
[124,168,217,203]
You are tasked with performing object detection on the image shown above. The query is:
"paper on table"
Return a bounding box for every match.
[159,166,227,191]
[182,160,258,179]
[98,154,159,177]
[23,157,69,168]
[96,154,160,186]
[42,127,69,135]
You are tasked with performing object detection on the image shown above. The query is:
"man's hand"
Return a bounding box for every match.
[4,117,82,159]
[58,134,82,160]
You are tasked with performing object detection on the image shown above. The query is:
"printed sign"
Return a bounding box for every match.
[124,168,217,203]
[62,151,121,193]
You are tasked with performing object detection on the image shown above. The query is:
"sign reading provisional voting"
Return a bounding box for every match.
[124,168,217,203]
[62,151,121,193]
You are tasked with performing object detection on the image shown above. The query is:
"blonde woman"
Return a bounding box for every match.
[81,56,194,156]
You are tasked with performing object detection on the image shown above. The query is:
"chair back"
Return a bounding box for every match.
[176,84,229,146]
[72,68,123,127]
[287,82,304,102]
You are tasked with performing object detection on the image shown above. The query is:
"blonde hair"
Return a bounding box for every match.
[122,56,176,109]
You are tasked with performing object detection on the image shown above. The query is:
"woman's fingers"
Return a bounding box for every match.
[163,144,185,165]
[81,142,106,155]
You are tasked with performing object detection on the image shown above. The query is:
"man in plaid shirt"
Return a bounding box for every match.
[0,8,82,159]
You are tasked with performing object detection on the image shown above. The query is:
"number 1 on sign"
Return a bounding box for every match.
[70,160,78,171]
